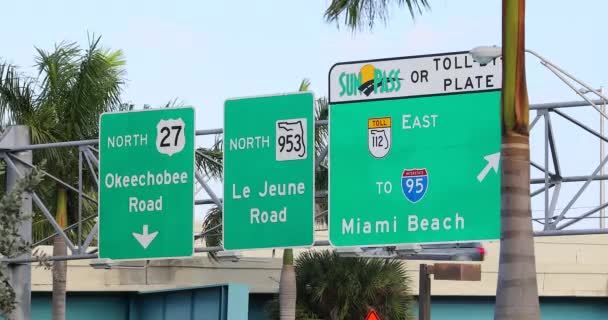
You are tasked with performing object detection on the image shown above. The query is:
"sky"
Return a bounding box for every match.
[1,0,607,230]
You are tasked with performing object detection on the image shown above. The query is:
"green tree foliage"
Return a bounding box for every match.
[0,35,125,242]
[266,250,413,320]
[324,0,429,31]
[0,166,44,315]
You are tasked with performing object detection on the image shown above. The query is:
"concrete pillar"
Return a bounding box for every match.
[2,125,32,320]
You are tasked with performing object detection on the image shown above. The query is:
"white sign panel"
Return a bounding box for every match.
[329,51,502,104]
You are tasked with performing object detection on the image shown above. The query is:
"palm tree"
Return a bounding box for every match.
[266,250,413,320]
[324,1,539,319]
[493,2,540,319]
[199,80,328,320]
[0,36,126,320]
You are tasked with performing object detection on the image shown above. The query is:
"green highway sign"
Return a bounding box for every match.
[223,93,314,250]
[328,51,502,247]
[99,107,195,260]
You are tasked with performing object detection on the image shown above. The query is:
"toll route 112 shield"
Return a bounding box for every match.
[368,117,391,158]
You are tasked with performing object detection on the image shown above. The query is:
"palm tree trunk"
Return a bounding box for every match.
[279,248,296,320]
[52,187,68,320]
[495,0,540,319]
[277,79,310,320]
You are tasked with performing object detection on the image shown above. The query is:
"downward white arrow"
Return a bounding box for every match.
[132,225,158,249]
[477,152,500,182]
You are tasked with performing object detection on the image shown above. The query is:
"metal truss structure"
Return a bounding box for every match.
[529,99,607,232]
[1,99,607,266]
[0,50,606,266]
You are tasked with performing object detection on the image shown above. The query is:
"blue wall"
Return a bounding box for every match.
[5,293,607,319]
[248,295,608,320]
[2,284,249,320]
[419,297,608,320]
[30,293,129,320]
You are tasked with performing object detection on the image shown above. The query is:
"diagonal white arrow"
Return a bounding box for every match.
[132,225,158,249]
[477,152,500,182]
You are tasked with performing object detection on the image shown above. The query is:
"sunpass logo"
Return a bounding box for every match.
[338,64,402,97]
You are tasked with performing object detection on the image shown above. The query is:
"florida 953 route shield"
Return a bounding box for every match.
[328,51,502,247]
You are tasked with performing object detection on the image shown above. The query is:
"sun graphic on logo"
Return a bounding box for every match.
[357,64,402,96]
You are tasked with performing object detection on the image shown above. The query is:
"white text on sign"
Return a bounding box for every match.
[232,180,306,225]
[340,213,466,235]
[103,118,189,217]
[107,134,148,148]
[402,114,438,130]
[432,56,499,92]
[229,136,270,151]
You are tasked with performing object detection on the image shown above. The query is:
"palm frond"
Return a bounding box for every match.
[2,36,126,242]
[0,63,37,127]
[64,35,125,140]
[35,41,80,110]
[0,63,64,173]
[324,0,430,31]
[201,204,223,261]
[195,135,223,181]
[202,205,223,245]
[299,78,311,92]
[314,97,329,225]
[162,98,185,108]
[314,97,328,157]
[33,35,125,144]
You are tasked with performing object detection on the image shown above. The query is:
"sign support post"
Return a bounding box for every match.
[418,264,432,320]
